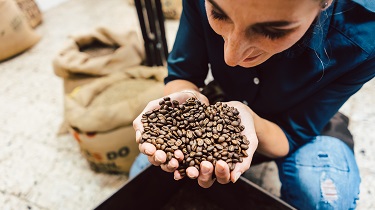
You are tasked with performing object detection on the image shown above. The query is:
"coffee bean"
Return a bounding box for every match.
[189,160,195,166]
[197,138,204,146]
[215,144,224,150]
[194,129,202,137]
[207,145,214,152]
[218,136,225,143]
[231,121,239,127]
[241,144,249,150]
[156,138,164,144]
[141,97,250,177]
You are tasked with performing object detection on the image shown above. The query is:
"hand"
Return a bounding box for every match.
[133,90,209,173]
[174,101,259,188]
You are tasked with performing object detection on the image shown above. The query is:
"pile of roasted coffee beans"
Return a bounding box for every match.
[140,97,250,177]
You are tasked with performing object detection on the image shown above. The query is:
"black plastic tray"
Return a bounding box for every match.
[95,165,296,210]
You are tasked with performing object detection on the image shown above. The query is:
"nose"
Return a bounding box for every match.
[223,30,254,67]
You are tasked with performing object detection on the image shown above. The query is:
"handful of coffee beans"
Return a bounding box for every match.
[140,97,250,177]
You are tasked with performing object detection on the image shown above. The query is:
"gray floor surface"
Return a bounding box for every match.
[0,0,374,209]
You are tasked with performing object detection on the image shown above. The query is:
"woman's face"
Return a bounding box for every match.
[205,0,322,67]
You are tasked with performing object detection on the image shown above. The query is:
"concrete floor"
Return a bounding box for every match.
[0,0,374,209]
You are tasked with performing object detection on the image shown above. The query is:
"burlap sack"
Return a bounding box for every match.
[65,66,167,174]
[53,27,144,78]
[127,0,182,19]
[161,0,182,19]
[0,0,41,61]
[15,0,42,28]
[53,28,146,134]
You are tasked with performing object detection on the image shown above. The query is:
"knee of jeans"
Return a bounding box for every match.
[292,136,354,171]
[318,171,360,209]
[279,165,360,209]
[317,172,340,209]
[277,136,360,209]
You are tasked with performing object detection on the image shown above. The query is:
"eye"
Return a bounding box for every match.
[252,27,293,40]
[210,9,228,21]
[261,29,288,40]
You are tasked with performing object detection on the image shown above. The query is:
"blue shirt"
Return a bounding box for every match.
[165,0,375,154]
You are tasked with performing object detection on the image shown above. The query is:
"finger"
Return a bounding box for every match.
[174,150,184,161]
[153,150,167,165]
[163,158,179,172]
[160,158,179,172]
[186,166,199,179]
[198,94,210,106]
[135,130,142,144]
[230,160,250,183]
[160,163,172,172]
[174,170,183,180]
[230,148,254,183]
[225,101,258,183]
[198,161,215,188]
[146,149,166,166]
[215,160,230,184]
[139,142,156,156]
[147,154,160,166]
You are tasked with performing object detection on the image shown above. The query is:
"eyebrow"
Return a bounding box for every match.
[253,21,296,28]
[207,0,297,28]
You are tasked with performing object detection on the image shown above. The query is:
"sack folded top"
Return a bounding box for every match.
[53,27,144,78]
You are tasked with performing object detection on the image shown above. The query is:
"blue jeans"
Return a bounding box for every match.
[276,136,361,209]
[129,153,151,179]
[130,136,361,209]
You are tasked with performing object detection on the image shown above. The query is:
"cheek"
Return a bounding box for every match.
[207,19,227,36]
[262,39,295,54]
[208,16,231,36]
[275,23,315,52]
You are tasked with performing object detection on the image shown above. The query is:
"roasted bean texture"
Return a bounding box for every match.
[140,97,250,177]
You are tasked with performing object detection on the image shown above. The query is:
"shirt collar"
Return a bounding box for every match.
[307,0,375,50]
[352,0,375,12]
[281,5,333,58]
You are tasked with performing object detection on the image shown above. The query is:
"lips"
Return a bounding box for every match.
[243,53,263,62]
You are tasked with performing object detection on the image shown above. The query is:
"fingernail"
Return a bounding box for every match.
[217,164,225,173]
[201,166,210,175]
[155,155,161,162]
[144,149,152,155]
[234,172,241,183]
[169,162,176,169]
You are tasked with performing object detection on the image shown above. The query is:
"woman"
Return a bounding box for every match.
[132,0,375,208]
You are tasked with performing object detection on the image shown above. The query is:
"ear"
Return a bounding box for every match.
[321,0,333,10]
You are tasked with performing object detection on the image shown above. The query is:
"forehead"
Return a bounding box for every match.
[210,0,320,21]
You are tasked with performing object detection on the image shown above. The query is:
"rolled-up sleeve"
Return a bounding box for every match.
[165,0,209,88]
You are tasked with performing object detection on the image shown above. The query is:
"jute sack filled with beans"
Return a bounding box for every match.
[140,97,250,177]
[65,66,167,174]
[0,0,41,61]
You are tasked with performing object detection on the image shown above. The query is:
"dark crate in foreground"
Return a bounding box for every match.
[95,165,296,210]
